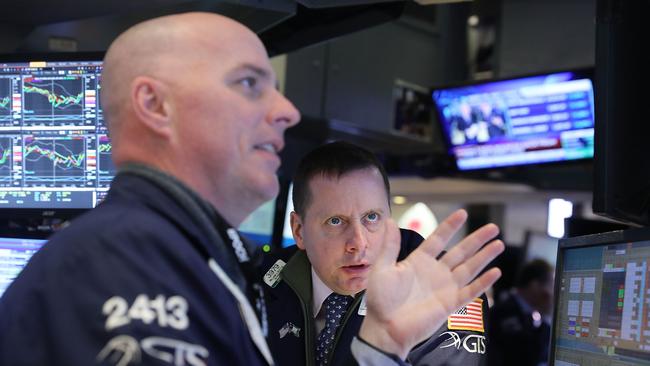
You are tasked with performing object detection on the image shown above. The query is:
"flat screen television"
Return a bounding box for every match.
[0,53,114,212]
[551,227,650,365]
[432,68,595,171]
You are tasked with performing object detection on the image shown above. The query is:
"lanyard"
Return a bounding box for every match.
[212,217,269,340]
[208,258,273,365]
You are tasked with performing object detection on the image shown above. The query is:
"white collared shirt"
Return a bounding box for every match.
[311,267,333,334]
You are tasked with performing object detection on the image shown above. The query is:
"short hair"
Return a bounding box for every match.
[292,141,390,217]
[515,259,553,289]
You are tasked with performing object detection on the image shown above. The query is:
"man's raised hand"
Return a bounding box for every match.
[359,209,504,359]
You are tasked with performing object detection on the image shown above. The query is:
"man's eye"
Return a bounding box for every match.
[327,217,342,226]
[239,77,257,89]
[365,212,379,222]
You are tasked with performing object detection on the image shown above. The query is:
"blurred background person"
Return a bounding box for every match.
[487,259,554,366]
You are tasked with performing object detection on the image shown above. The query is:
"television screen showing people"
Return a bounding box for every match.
[0,56,115,208]
[432,69,594,171]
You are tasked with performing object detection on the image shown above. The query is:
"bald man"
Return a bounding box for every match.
[0,12,503,366]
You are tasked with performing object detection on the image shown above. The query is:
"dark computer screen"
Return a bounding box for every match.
[432,68,594,171]
[0,236,47,297]
[551,227,650,365]
[593,0,650,226]
[0,54,114,209]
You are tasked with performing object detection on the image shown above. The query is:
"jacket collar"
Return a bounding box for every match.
[111,163,250,292]
[279,250,316,366]
[280,249,314,316]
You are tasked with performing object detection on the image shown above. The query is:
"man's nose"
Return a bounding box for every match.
[266,90,301,129]
[345,222,368,254]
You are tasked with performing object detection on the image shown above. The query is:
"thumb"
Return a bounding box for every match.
[373,219,401,271]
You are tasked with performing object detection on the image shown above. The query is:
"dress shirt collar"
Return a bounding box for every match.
[312,267,333,318]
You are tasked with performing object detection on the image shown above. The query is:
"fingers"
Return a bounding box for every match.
[457,267,502,305]
[439,223,500,269]
[373,218,401,270]
[419,209,468,258]
[417,266,501,326]
[451,239,505,286]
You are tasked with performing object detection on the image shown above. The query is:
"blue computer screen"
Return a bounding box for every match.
[0,236,47,297]
[0,55,115,208]
[239,199,276,247]
[432,69,594,171]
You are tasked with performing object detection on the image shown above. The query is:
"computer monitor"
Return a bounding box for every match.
[0,235,48,297]
[239,199,276,249]
[432,68,594,171]
[551,227,650,365]
[0,53,114,210]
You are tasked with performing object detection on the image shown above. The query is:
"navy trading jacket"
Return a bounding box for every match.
[487,293,550,366]
[0,166,272,366]
[262,229,490,366]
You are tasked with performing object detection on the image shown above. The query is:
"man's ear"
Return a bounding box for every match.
[130,76,173,138]
[290,211,306,250]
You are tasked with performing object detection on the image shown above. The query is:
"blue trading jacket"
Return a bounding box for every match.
[0,171,269,366]
[262,229,489,366]
[487,293,550,366]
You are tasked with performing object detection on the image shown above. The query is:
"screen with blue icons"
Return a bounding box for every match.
[0,54,115,209]
[0,236,47,297]
[432,69,594,171]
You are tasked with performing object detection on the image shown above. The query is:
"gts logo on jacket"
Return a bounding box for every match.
[439,332,486,354]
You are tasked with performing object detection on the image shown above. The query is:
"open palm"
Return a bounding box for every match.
[359,209,503,359]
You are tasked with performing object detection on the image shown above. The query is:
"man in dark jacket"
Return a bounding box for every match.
[0,11,301,366]
[487,259,554,366]
[0,12,504,366]
[263,141,491,366]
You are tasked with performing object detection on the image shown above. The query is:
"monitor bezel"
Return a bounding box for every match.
[430,66,595,173]
[0,52,105,64]
[550,226,650,365]
[0,227,52,240]
[0,52,107,216]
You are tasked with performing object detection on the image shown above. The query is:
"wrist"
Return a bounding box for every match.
[359,317,409,360]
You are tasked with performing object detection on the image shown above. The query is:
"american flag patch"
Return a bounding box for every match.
[447,298,484,332]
